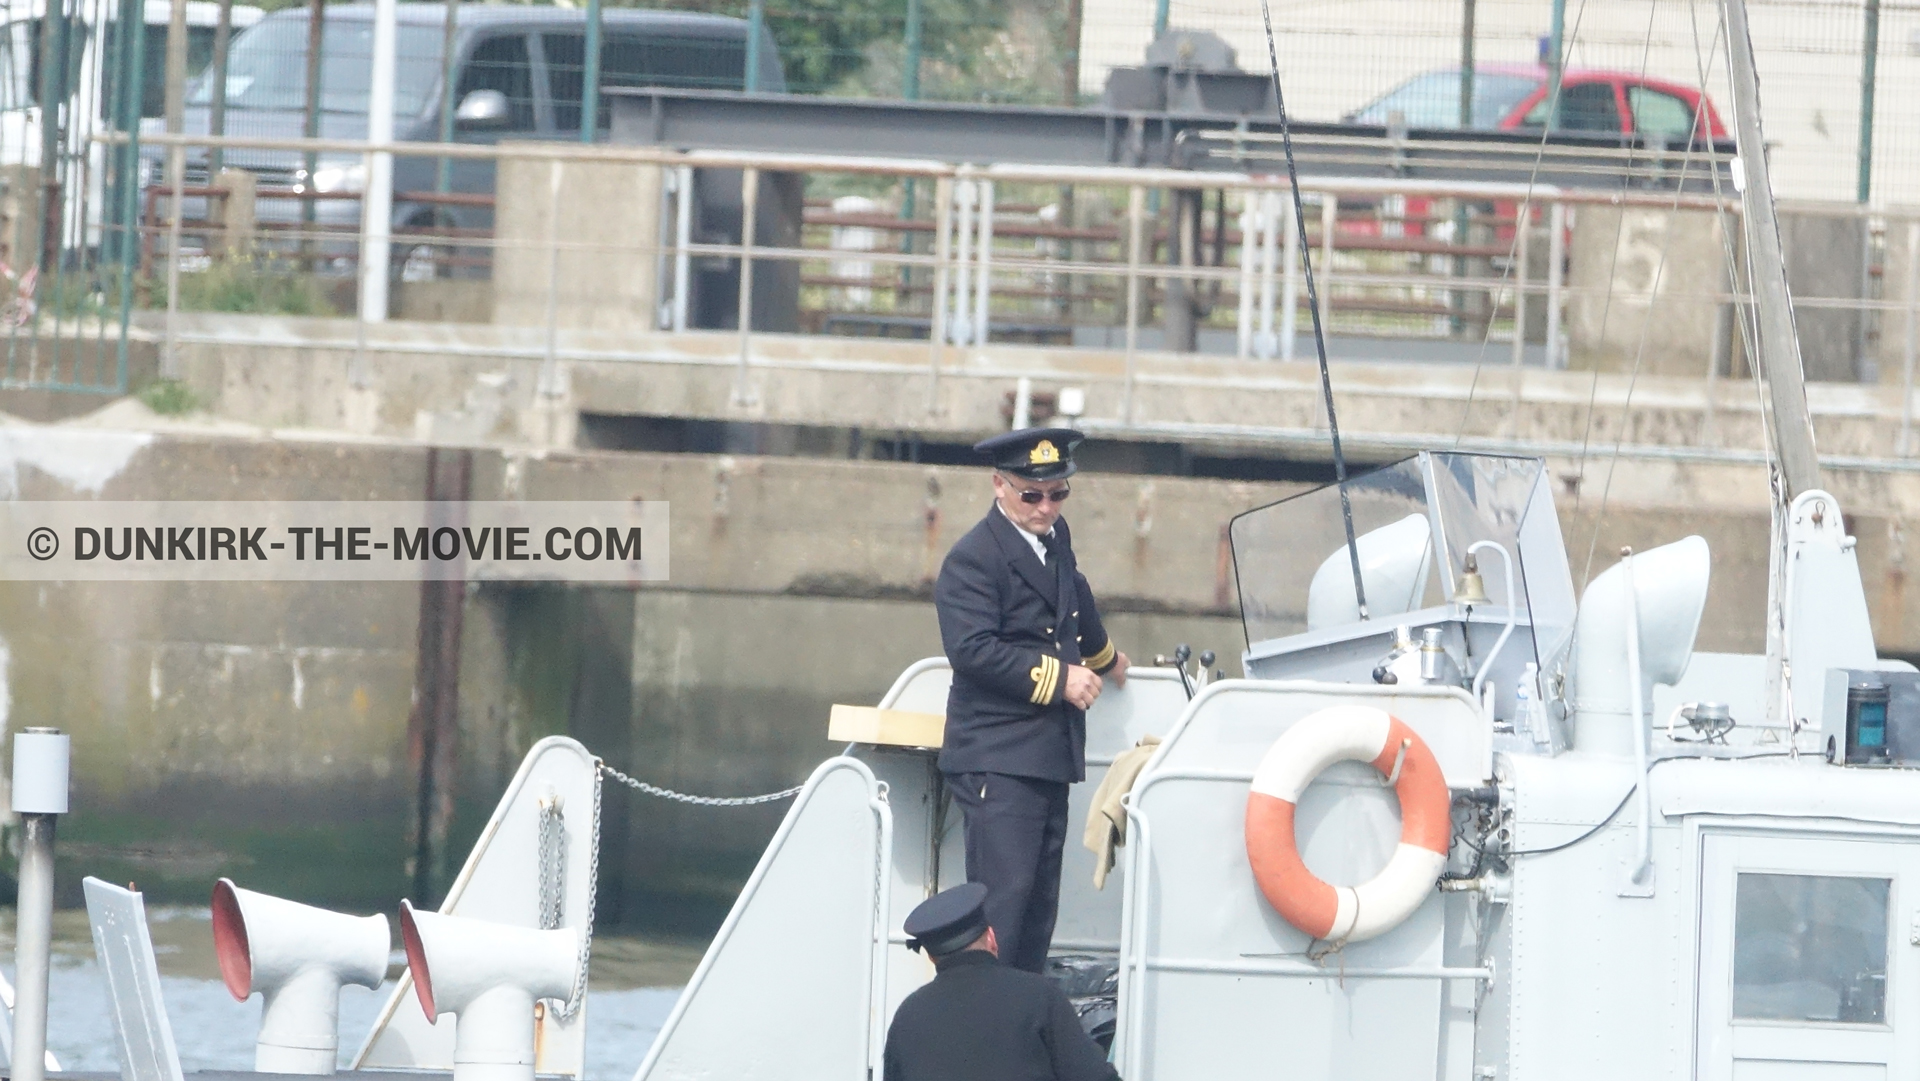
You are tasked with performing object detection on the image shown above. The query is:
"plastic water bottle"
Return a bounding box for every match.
[1519,662,1549,748]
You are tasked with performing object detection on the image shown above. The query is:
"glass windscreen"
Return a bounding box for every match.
[187,15,445,116]
[1349,71,1540,130]
[1231,452,1573,658]
[1734,873,1889,1024]
[1232,456,1436,646]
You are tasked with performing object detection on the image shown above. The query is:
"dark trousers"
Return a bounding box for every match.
[944,770,1069,974]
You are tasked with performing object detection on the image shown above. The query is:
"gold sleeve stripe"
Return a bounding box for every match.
[1085,640,1116,671]
[1029,654,1059,704]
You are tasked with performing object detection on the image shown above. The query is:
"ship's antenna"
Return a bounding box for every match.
[1258,0,1367,618]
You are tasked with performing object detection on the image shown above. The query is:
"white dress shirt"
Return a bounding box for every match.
[997,501,1053,565]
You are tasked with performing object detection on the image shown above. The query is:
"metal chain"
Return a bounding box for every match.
[542,761,795,1022]
[598,762,803,806]
[553,768,600,1022]
[536,797,566,931]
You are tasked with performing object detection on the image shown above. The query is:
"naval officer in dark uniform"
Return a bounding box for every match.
[883,883,1120,1081]
[934,428,1129,974]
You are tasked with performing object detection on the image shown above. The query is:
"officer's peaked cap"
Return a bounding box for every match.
[974,427,1082,482]
[903,882,991,956]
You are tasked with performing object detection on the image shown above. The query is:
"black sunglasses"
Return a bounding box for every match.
[1012,483,1071,505]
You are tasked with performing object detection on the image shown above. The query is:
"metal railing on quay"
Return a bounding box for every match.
[98,131,1920,454]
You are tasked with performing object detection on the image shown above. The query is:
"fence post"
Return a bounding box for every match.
[114,0,151,390]
[1858,0,1881,205]
[209,0,235,176]
[1511,205,1529,368]
[1122,184,1145,423]
[973,180,994,348]
[302,0,325,269]
[904,0,922,99]
[1546,201,1565,368]
[437,0,458,194]
[927,175,953,414]
[39,0,71,273]
[1318,194,1336,343]
[358,0,398,324]
[581,0,603,138]
[1458,0,1476,130]
[1547,0,1565,116]
[1901,219,1918,455]
[950,178,975,344]
[672,164,692,332]
[733,166,760,407]
[745,0,765,93]
[1279,191,1297,359]
[541,160,565,399]
[163,143,184,379]
[1236,198,1255,359]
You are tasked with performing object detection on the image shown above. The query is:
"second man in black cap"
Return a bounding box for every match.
[933,427,1129,974]
[884,883,1119,1081]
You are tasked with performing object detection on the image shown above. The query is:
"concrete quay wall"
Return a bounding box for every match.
[137,314,1920,464]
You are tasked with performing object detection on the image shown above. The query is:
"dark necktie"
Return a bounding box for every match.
[1039,530,1061,564]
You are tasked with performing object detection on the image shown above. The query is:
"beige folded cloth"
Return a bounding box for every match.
[1083,734,1163,890]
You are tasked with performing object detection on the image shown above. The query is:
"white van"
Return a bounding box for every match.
[0,0,260,253]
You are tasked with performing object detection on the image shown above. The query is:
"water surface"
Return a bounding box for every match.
[3,907,700,1080]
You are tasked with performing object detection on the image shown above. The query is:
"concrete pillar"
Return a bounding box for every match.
[1164,189,1201,353]
[0,166,40,273]
[1779,208,1868,383]
[1877,208,1920,387]
[1564,204,1728,376]
[493,153,664,331]
[210,167,255,256]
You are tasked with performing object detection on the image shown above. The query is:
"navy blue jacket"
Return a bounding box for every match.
[883,949,1119,1081]
[935,505,1117,783]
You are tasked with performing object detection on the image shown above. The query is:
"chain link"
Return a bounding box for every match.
[598,762,804,806]
[552,768,600,1022]
[544,762,796,1022]
[536,797,566,931]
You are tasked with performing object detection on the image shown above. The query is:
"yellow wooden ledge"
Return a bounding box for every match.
[829,704,946,748]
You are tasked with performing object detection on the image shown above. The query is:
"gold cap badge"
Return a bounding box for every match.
[1029,440,1060,465]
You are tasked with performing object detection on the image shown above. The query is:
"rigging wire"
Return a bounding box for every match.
[1579,2,1725,589]
[1259,0,1368,619]
[1451,0,1598,445]
[1565,0,1676,578]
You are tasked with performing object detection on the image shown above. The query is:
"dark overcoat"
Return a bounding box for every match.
[881,950,1119,1081]
[934,505,1117,784]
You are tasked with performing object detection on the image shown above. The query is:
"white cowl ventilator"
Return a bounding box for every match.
[1568,536,1710,756]
[399,900,583,1081]
[212,878,391,1074]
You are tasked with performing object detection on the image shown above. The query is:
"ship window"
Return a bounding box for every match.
[1733,872,1889,1024]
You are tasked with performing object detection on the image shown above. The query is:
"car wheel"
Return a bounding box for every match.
[391,214,452,284]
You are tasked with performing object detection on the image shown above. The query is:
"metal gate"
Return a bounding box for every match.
[0,0,150,395]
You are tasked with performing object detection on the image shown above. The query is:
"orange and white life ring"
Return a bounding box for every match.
[1244,705,1451,944]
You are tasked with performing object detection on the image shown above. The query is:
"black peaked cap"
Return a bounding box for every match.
[903,882,991,956]
[973,427,1083,481]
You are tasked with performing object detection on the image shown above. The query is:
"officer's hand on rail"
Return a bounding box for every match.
[1065,664,1102,709]
[1106,652,1130,688]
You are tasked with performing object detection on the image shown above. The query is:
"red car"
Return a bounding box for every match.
[1347,64,1726,143]
[1332,65,1726,248]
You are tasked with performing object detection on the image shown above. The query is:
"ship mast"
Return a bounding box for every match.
[1719,0,1821,730]
[1721,0,1821,495]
